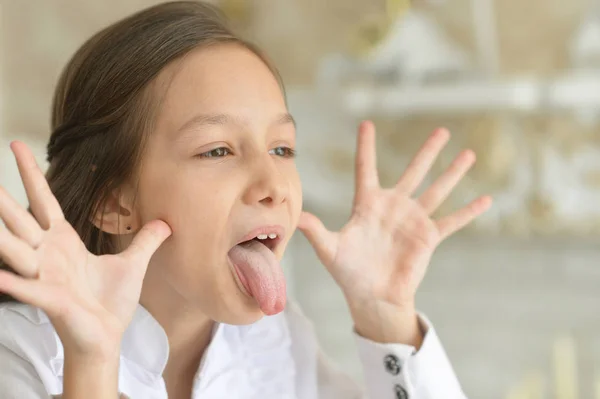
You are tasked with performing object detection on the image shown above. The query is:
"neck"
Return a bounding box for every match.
[140,284,216,379]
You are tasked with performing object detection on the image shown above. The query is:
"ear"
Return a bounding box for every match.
[91,185,140,235]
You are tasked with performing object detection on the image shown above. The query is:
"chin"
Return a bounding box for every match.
[216,296,266,325]
[206,283,269,325]
[236,307,266,325]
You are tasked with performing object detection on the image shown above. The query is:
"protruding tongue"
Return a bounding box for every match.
[228,240,286,315]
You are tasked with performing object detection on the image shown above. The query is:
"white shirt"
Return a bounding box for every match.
[0,301,466,399]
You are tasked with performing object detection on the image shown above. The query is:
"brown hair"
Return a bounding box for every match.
[0,1,283,302]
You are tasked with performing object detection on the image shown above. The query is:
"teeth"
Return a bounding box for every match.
[256,233,278,240]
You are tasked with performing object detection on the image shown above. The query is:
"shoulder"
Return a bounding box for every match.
[0,301,57,350]
[281,300,322,397]
[283,299,305,318]
[282,300,319,360]
[0,300,56,335]
[283,300,316,334]
[0,301,52,323]
[0,302,64,393]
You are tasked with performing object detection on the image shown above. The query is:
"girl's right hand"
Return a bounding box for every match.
[0,141,172,358]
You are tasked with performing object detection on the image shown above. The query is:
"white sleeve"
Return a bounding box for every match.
[0,342,51,399]
[286,301,465,399]
[353,314,467,399]
[315,313,467,399]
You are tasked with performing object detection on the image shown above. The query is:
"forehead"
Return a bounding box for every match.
[150,43,287,134]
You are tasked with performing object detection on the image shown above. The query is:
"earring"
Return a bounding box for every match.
[126,226,132,231]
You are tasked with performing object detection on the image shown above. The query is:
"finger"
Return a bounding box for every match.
[0,227,38,277]
[11,141,64,229]
[417,149,476,214]
[436,196,492,240]
[395,128,450,195]
[121,220,172,268]
[354,121,379,205]
[0,185,44,246]
[0,270,52,308]
[297,211,338,267]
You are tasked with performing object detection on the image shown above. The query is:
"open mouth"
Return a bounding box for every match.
[237,234,281,252]
[233,225,285,253]
[226,226,287,314]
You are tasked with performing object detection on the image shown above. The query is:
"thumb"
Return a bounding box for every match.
[122,220,172,267]
[297,211,337,266]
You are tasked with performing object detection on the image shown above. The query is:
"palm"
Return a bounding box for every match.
[299,122,491,306]
[0,142,171,354]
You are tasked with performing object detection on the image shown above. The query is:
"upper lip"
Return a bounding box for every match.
[234,225,286,252]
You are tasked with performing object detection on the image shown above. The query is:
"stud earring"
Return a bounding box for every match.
[126,226,132,231]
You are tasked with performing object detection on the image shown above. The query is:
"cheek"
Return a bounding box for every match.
[289,172,303,224]
[163,185,234,239]
[139,162,217,217]
[147,186,234,276]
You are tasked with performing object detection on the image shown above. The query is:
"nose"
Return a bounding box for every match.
[243,154,289,207]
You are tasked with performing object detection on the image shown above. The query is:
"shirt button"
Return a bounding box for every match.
[394,384,409,399]
[384,354,401,375]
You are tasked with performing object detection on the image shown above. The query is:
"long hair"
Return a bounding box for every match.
[0,1,283,303]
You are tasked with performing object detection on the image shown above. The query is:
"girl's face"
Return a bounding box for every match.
[132,44,302,324]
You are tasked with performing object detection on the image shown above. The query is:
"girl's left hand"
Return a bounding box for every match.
[298,121,492,344]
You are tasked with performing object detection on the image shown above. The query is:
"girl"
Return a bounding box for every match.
[0,2,491,398]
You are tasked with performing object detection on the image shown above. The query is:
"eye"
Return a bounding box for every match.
[269,146,296,158]
[199,147,231,158]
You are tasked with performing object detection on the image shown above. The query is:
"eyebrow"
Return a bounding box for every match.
[176,112,296,135]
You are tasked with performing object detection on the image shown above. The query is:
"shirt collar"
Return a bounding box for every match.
[120,305,226,382]
[119,304,295,392]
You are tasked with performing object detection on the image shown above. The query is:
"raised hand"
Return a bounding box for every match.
[0,141,171,356]
[298,122,491,343]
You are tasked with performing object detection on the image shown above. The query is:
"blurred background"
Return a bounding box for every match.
[2,0,600,397]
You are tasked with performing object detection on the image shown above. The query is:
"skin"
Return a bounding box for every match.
[0,43,491,399]
[112,44,303,395]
